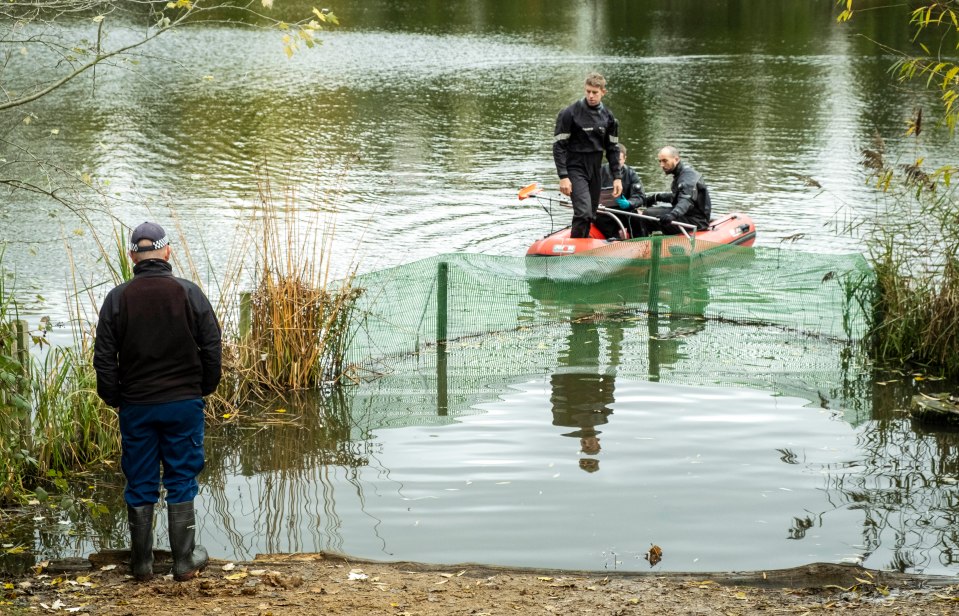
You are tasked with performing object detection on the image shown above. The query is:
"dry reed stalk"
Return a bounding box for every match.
[215,175,362,401]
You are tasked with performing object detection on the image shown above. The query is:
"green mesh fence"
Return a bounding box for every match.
[343,245,875,426]
[347,245,871,362]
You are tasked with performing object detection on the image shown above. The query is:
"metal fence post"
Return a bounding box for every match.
[648,235,662,316]
[436,262,449,416]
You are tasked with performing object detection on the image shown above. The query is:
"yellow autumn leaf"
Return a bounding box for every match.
[734,591,748,600]
[222,413,232,419]
[537,576,553,582]
[274,408,287,413]
[224,572,248,580]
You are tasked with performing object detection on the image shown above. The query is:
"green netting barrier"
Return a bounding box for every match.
[343,245,875,426]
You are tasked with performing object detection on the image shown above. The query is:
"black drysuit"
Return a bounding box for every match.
[643,161,712,235]
[553,99,622,238]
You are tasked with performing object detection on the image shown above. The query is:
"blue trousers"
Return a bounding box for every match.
[119,398,206,507]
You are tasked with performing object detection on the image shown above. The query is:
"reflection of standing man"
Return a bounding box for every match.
[94,222,222,582]
[550,317,623,472]
[554,72,623,238]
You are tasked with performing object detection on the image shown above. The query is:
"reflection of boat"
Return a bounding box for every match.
[526,212,756,258]
[526,255,712,318]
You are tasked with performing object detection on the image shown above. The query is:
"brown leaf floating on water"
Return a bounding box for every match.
[645,544,663,567]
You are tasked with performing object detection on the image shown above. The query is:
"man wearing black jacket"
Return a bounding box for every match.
[553,72,623,238]
[94,221,221,583]
[596,144,646,239]
[642,145,712,235]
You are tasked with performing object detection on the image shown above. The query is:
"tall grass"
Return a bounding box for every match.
[30,331,121,476]
[215,179,362,403]
[855,136,959,377]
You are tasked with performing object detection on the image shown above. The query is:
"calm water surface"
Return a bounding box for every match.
[4,1,959,575]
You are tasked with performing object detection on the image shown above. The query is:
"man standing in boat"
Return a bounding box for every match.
[642,146,712,235]
[596,143,646,239]
[553,72,623,238]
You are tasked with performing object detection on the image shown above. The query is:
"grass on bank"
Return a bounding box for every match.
[0,185,363,505]
[855,135,959,379]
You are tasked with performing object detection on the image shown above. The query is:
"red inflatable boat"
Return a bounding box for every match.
[518,181,756,259]
[526,211,757,259]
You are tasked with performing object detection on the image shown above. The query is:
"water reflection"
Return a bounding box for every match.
[202,389,372,557]
[550,317,620,473]
[9,337,959,575]
[531,257,713,473]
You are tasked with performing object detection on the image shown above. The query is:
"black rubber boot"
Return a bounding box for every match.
[167,500,208,581]
[127,504,155,582]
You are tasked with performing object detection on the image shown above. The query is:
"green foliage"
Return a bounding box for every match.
[0,242,121,505]
[840,1,959,134]
[31,337,120,477]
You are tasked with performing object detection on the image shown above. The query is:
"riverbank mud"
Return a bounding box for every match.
[3,552,958,615]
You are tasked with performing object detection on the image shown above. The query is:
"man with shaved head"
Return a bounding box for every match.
[642,146,712,235]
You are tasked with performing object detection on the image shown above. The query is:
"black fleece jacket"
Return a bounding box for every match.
[93,259,222,408]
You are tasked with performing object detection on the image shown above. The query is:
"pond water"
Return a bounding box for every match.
[4,0,959,576]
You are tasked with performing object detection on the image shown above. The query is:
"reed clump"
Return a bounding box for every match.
[870,250,959,376]
[853,135,959,377]
[219,181,361,401]
[30,327,121,476]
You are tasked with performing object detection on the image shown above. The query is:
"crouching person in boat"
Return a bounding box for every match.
[641,145,711,236]
[595,143,647,240]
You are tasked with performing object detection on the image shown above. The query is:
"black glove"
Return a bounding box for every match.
[659,212,675,225]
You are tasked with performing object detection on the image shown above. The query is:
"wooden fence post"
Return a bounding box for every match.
[12,319,32,445]
[436,261,448,344]
[239,292,252,339]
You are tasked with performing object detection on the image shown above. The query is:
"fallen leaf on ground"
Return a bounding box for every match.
[645,545,663,566]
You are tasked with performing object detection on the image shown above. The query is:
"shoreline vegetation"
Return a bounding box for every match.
[0,183,363,505]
